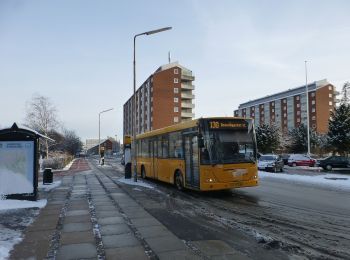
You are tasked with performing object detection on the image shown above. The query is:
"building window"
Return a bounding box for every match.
[312,108,315,113]
[284,113,287,117]
[283,99,286,104]
[174,68,178,74]
[174,78,178,83]
[311,92,315,97]
[328,86,332,90]
[272,108,275,113]
[252,107,255,111]
[297,118,300,123]
[296,96,300,100]
[329,101,333,106]
[174,97,178,103]
[174,117,179,123]
[297,103,300,108]
[297,111,300,115]
[174,107,179,112]
[271,101,275,106]
[312,116,316,120]
[151,87,153,92]
[312,100,315,105]
[151,117,153,122]
[283,106,287,111]
[329,93,332,98]
[174,88,179,93]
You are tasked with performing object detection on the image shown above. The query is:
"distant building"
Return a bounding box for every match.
[234,79,338,134]
[123,61,195,136]
[85,139,101,150]
[86,139,113,156]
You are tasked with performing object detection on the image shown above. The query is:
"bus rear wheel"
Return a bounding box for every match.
[175,171,184,191]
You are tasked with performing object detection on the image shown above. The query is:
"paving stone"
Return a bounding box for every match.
[62,222,92,232]
[60,231,95,245]
[191,240,237,256]
[102,233,140,248]
[158,250,202,260]
[10,239,50,259]
[93,201,114,206]
[100,224,130,235]
[105,246,148,260]
[98,216,125,225]
[64,214,91,223]
[94,205,116,211]
[68,203,89,210]
[146,235,187,253]
[137,225,171,239]
[40,208,61,216]
[127,210,152,219]
[65,209,90,216]
[26,215,59,231]
[96,210,121,218]
[131,217,162,228]
[56,243,97,260]
[210,253,250,260]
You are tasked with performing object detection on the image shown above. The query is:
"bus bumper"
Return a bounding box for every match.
[200,179,259,191]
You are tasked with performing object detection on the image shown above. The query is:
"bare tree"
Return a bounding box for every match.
[341,81,350,105]
[25,94,60,158]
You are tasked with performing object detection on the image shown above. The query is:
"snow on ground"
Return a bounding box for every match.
[0,226,23,260]
[63,159,76,171]
[0,199,47,259]
[116,177,154,189]
[0,199,47,211]
[259,171,350,191]
[38,180,62,191]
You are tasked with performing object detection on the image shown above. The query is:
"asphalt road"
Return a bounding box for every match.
[100,158,350,259]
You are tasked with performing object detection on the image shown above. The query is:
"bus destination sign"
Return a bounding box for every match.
[208,120,248,130]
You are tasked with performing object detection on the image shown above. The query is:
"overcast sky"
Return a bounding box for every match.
[1,0,349,142]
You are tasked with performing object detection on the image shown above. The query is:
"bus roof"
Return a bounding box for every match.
[136,116,251,139]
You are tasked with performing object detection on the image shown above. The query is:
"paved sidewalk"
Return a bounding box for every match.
[9,159,200,259]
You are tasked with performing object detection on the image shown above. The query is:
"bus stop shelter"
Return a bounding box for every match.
[0,123,52,201]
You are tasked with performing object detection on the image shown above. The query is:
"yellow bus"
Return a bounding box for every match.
[135,117,258,191]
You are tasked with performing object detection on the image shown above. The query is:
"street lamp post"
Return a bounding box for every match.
[133,26,172,182]
[99,108,114,163]
[305,61,311,155]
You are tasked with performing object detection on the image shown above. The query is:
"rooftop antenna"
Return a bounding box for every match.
[168,51,171,63]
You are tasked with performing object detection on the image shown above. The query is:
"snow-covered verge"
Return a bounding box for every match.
[116,177,154,189]
[259,171,350,191]
[0,200,47,259]
[38,180,62,192]
[0,199,47,211]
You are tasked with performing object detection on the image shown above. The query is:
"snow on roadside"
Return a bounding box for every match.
[0,226,23,260]
[259,171,350,191]
[116,177,154,189]
[0,199,47,211]
[38,180,62,192]
[63,159,76,171]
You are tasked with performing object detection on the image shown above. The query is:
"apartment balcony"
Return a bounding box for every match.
[181,72,195,82]
[181,102,195,108]
[181,111,195,118]
[181,92,195,99]
[181,83,195,90]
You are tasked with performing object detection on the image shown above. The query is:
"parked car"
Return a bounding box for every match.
[318,156,350,171]
[288,154,316,167]
[258,154,284,172]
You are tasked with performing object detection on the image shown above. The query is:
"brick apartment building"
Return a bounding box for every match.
[123,62,195,136]
[234,79,338,134]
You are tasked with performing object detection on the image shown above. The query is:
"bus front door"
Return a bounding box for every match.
[184,135,200,189]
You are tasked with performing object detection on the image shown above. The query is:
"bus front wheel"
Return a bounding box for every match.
[175,171,184,191]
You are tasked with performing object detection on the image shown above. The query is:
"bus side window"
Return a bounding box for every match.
[162,135,169,158]
[157,136,162,158]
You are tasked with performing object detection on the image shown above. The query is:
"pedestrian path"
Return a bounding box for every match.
[10,159,199,259]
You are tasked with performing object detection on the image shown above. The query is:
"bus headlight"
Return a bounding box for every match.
[206,178,216,183]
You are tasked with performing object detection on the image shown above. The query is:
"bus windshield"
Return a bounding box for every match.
[200,120,256,165]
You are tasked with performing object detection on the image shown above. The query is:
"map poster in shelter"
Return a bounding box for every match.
[0,141,35,195]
